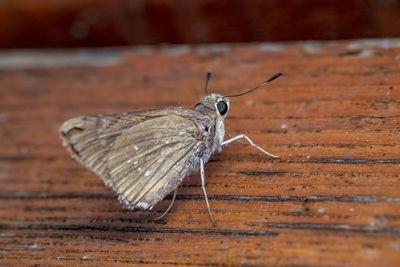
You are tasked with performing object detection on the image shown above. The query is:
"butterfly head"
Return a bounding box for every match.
[194,94,230,118]
[197,72,283,118]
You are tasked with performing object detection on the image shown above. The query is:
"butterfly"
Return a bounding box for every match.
[60,73,282,226]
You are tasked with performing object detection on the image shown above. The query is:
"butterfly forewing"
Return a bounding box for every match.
[105,112,201,208]
[60,108,208,210]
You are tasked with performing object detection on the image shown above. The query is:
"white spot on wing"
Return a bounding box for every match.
[145,170,150,176]
[134,145,139,151]
[128,159,131,163]
[136,201,149,209]
[138,167,141,171]
[133,161,138,165]
[165,140,169,144]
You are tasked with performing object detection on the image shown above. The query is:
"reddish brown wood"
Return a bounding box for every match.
[1,0,400,48]
[0,39,400,265]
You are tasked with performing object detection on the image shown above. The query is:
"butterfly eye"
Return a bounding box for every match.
[217,100,228,116]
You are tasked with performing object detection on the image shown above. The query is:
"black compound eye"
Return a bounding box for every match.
[217,100,228,116]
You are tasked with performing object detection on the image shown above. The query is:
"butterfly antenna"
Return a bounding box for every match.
[204,72,211,95]
[226,73,283,98]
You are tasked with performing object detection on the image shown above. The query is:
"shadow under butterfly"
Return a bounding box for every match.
[60,72,283,226]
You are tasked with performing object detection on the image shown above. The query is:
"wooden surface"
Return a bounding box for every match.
[2,0,400,48]
[1,39,400,266]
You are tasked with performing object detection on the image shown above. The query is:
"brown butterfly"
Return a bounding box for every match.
[60,73,282,226]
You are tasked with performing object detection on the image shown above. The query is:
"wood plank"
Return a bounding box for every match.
[0,40,400,266]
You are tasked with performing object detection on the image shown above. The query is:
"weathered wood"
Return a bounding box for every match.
[2,1,400,48]
[0,40,399,266]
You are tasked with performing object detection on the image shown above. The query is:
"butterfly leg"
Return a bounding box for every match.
[221,134,279,158]
[153,189,178,221]
[200,158,216,227]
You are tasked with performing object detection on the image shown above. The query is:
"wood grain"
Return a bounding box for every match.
[0,40,400,266]
[2,0,400,48]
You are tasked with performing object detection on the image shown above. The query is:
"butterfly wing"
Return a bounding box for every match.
[60,108,208,210]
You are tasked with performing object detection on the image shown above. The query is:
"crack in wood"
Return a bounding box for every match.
[264,222,400,233]
[0,224,279,237]
[1,191,399,202]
